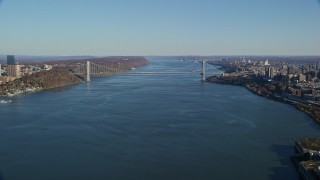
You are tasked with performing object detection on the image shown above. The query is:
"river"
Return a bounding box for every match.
[0,57,319,180]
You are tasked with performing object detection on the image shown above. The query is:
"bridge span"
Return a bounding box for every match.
[72,60,223,82]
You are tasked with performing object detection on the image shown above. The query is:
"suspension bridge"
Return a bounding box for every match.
[72,60,223,82]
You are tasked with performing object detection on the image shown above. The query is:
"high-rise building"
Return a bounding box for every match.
[265,66,274,78]
[7,64,21,78]
[301,65,307,74]
[270,67,274,78]
[308,64,312,72]
[287,66,295,75]
[7,55,16,65]
[307,74,312,82]
[0,64,2,76]
[6,55,21,78]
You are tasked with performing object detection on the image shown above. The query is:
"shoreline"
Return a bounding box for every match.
[0,81,83,98]
[0,57,150,98]
[207,76,320,124]
[0,67,83,97]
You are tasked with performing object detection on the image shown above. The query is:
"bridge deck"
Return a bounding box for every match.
[72,72,221,75]
[72,61,223,81]
[120,72,193,74]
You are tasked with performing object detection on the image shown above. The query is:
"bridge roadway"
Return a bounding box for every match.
[73,72,197,75]
[119,71,195,75]
[73,60,222,81]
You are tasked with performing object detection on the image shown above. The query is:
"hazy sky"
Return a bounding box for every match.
[0,0,320,56]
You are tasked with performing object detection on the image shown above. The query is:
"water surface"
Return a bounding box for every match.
[0,57,319,180]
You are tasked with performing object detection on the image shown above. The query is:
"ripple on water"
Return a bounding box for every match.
[0,57,318,180]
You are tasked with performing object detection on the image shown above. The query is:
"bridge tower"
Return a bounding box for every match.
[86,61,91,82]
[201,60,206,81]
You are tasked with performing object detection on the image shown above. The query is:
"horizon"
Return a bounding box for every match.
[1,54,320,58]
[2,54,320,58]
[0,0,320,56]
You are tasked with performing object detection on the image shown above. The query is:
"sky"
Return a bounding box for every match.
[0,0,320,56]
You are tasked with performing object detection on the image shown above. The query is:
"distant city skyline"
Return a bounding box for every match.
[0,0,320,56]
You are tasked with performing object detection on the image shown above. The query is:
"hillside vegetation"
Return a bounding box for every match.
[0,67,82,96]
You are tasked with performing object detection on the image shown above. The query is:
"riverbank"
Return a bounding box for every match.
[0,57,150,97]
[207,75,320,124]
[0,67,82,96]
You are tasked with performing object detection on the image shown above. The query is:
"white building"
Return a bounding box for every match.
[43,64,53,70]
